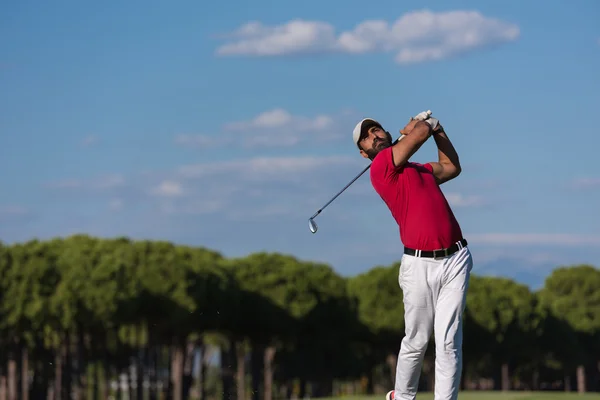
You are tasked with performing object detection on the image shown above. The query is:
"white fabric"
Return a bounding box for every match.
[352,118,379,145]
[413,110,432,121]
[393,245,473,400]
[423,117,439,131]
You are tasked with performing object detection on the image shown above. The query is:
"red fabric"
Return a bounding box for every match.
[369,147,463,250]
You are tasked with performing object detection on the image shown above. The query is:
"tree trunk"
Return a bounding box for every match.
[42,350,52,400]
[300,378,307,398]
[221,342,236,400]
[386,353,397,388]
[501,363,510,391]
[148,346,158,400]
[171,342,184,400]
[0,375,7,400]
[182,339,195,400]
[101,355,109,400]
[460,358,467,391]
[8,346,16,400]
[564,374,571,392]
[54,345,63,400]
[251,345,263,400]
[64,334,72,400]
[137,346,145,400]
[236,341,247,400]
[263,346,276,400]
[21,347,28,400]
[73,330,85,400]
[577,365,586,393]
[30,349,48,400]
[531,368,539,391]
[199,342,212,400]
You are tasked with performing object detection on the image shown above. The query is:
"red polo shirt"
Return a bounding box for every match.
[369,146,463,251]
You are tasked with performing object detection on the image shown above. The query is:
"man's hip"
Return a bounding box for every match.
[403,238,468,259]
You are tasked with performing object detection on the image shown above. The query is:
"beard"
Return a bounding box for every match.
[365,136,392,159]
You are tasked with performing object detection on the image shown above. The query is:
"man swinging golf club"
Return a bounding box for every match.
[353,111,473,400]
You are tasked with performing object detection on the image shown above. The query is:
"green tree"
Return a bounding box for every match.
[538,265,600,393]
[275,260,363,398]
[229,252,340,400]
[465,275,537,390]
[347,262,405,393]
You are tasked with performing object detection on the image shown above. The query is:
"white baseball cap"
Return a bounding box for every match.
[352,118,383,147]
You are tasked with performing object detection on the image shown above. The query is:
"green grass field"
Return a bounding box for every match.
[319,392,600,400]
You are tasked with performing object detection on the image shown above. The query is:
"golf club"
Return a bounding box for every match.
[308,134,407,234]
[308,162,371,233]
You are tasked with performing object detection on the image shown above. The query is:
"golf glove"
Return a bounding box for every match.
[424,117,440,131]
[413,110,432,121]
[413,110,440,132]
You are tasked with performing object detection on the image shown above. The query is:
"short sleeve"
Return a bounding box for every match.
[370,147,403,183]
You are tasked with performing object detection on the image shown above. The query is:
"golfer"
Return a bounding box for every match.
[352,113,473,400]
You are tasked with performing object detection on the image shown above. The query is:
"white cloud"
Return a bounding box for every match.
[214,9,520,64]
[151,181,184,197]
[174,134,231,149]
[469,233,600,247]
[81,135,98,147]
[46,174,125,190]
[177,155,360,181]
[216,20,339,56]
[0,205,28,217]
[0,205,32,225]
[141,154,366,223]
[444,192,486,207]
[108,199,123,211]
[572,177,600,189]
[224,109,334,132]
[175,108,341,149]
[159,200,224,215]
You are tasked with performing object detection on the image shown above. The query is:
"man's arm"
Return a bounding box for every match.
[391,120,432,168]
[427,127,462,184]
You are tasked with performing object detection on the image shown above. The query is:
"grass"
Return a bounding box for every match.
[318,391,600,400]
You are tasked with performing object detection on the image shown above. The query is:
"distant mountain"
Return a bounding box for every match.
[473,256,558,291]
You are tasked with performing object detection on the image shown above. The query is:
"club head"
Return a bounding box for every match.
[308,218,318,234]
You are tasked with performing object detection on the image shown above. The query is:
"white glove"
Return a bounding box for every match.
[424,117,440,131]
[413,110,432,121]
[412,110,440,131]
[398,110,438,141]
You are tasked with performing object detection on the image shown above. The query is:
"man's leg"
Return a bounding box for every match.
[433,247,473,400]
[394,255,434,399]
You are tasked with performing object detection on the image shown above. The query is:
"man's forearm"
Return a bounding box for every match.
[433,130,461,170]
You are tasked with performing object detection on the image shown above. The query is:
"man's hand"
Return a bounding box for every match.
[402,110,440,134]
[399,118,421,135]
[400,110,438,136]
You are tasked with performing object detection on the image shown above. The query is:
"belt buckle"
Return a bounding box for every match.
[433,248,448,258]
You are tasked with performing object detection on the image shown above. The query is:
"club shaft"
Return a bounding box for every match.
[310,163,371,219]
[309,136,405,220]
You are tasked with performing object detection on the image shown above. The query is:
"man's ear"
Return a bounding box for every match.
[359,149,370,159]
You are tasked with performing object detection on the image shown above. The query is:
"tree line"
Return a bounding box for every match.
[0,234,598,400]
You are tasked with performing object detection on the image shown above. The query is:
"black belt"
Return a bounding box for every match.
[404,238,468,258]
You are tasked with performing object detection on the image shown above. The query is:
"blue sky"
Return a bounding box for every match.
[1,0,599,289]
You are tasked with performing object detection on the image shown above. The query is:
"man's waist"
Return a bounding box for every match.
[404,238,468,258]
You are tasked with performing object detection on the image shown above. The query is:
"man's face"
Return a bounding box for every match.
[359,125,392,160]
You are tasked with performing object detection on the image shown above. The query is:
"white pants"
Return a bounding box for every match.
[394,245,473,400]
